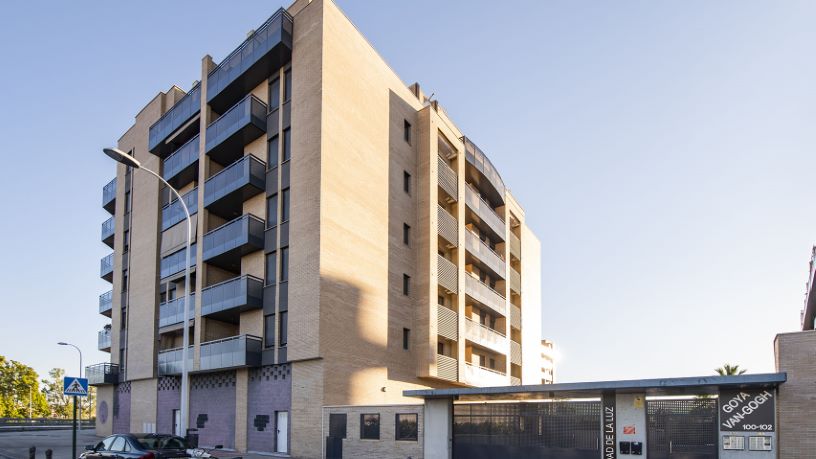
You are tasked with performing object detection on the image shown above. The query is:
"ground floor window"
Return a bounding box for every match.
[396,413,418,441]
[329,413,347,438]
[360,413,380,439]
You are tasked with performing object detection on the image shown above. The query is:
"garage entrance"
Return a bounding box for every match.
[647,398,718,459]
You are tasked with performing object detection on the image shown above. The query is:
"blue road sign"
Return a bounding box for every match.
[63,377,89,397]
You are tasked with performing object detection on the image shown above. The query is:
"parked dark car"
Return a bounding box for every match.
[80,434,190,459]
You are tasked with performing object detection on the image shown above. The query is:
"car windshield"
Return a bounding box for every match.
[135,436,188,449]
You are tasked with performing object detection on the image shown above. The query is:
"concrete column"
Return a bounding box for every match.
[615,393,646,455]
[235,368,248,451]
[424,398,453,459]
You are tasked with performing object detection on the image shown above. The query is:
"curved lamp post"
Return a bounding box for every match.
[102,148,193,436]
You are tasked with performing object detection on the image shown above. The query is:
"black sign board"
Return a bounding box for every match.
[719,389,775,432]
[602,392,617,459]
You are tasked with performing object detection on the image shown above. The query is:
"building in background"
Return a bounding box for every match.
[540,339,556,384]
[87,0,543,456]
[800,245,816,330]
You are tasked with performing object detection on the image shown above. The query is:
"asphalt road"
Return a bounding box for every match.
[0,429,100,459]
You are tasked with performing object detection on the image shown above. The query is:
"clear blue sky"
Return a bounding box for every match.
[0,1,813,383]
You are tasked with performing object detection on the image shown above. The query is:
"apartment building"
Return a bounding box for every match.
[89,0,542,456]
[540,339,555,384]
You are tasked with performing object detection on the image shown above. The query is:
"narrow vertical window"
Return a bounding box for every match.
[329,414,347,439]
[402,328,410,350]
[279,311,288,347]
[267,194,278,228]
[265,252,277,286]
[280,247,289,282]
[403,171,411,194]
[282,128,291,162]
[281,188,290,222]
[402,274,410,296]
[284,69,292,101]
[403,120,411,144]
[267,135,279,168]
[269,77,280,111]
[403,224,410,246]
[264,314,276,348]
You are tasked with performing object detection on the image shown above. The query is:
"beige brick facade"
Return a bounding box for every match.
[774,330,816,459]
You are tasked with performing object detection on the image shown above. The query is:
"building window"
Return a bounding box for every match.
[281,188,290,222]
[284,69,292,101]
[438,295,445,306]
[403,224,410,246]
[437,342,444,354]
[280,247,289,282]
[282,128,291,162]
[403,171,411,194]
[265,252,277,286]
[395,413,418,441]
[268,135,279,168]
[402,328,410,350]
[403,120,411,144]
[269,77,280,111]
[360,414,380,440]
[329,413,347,439]
[279,311,288,347]
[264,314,276,348]
[402,274,410,296]
[267,194,278,228]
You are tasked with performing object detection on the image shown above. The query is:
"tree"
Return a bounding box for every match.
[716,364,747,376]
[41,368,72,418]
[0,355,49,418]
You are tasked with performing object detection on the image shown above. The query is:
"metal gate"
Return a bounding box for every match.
[453,401,600,459]
[647,398,718,459]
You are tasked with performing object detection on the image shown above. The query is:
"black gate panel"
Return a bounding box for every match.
[453,401,600,459]
[647,399,718,459]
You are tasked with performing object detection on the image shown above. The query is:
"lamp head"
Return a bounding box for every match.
[103,148,141,169]
[57,342,67,346]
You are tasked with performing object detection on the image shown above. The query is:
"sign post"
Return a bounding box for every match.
[64,377,89,459]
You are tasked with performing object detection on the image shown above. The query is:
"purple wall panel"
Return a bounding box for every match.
[189,371,236,448]
[157,377,181,435]
[247,364,292,453]
[112,382,131,434]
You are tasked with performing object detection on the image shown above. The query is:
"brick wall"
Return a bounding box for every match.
[112,382,131,434]
[775,331,816,459]
[157,377,181,435]
[190,371,237,448]
[247,364,292,453]
[322,404,424,459]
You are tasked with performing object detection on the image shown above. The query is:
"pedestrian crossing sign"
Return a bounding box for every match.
[63,377,89,396]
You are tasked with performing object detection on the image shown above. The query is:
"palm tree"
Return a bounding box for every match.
[715,364,747,376]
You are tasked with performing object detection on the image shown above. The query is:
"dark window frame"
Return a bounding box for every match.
[402,274,410,296]
[329,413,347,439]
[360,413,380,440]
[279,310,288,347]
[404,120,412,144]
[264,313,276,349]
[395,413,419,441]
[403,171,411,194]
[403,223,411,246]
[402,328,410,350]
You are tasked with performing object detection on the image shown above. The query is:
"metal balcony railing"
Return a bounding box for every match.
[161,188,198,231]
[101,217,115,247]
[203,155,265,219]
[162,134,200,186]
[510,340,522,365]
[463,136,505,202]
[199,334,262,371]
[86,363,119,385]
[205,95,267,166]
[102,178,116,213]
[437,255,458,293]
[464,273,506,317]
[437,305,458,341]
[98,330,111,351]
[465,229,506,279]
[438,156,458,200]
[201,275,263,318]
[436,354,458,382]
[202,214,265,269]
[158,294,195,328]
[99,290,113,316]
[463,362,507,387]
[464,318,506,354]
[437,205,458,247]
[157,346,193,376]
[100,253,114,281]
[160,243,197,279]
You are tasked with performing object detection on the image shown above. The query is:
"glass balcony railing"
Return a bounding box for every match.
[99,290,113,316]
[157,346,193,376]
[100,253,114,281]
[102,178,116,214]
[159,294,195,329]
[160,243,197,279]
[98,329,112,351]
[161,188,198,232]
[86,363,119,386]
[202,214,264,270]
[465,184,506,241]
[462,136,505,204]
[148,84,201,155]
[207,9,293,112]
[464,318,506,355]
[101,217,115,248]
[162,134,200,187]
[203,155,265,220]
[465,229,506,280]
[465,273,506,317]
[199,334,262,371]
[201,275,263,318]
[205,95,267,166]
[463,362,507,387]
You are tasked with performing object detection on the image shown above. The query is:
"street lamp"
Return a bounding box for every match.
[57,342,82,430]
[103,147,193,436]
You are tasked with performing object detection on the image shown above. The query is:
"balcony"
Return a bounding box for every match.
[463,362,506,387]
[162,134,200,188]
[159,294,195,329]
[148,84,201,156]
[98,329,111,352]
[207,9,293,113]
[438,156,458,201]
[157,346,193,376]
[437,255,458,294]
[102,178,116,214]
[205,95,267,166]
[464,318,506,355]
[463,136,505,205]
[465,229,506,279]
[201,275,263,322]
[510,304,521,330]
[99,290,113,317]
[203,155,265,220]
[199,334,262,372]
[436,354,458,382]
[86,363,119,386]
[101,217,115,248]
[437,305,458,341]
[202,214,265,272]
[162,188,199,231]
[465,274,506,317]
[509,232,521,260]
[509,267,521,294]
[465,185,505,241]
[160,243,197,280]
[510,340,522,365]
[100,253,114,282]
[437,205,457,247]
[510,376,521,386]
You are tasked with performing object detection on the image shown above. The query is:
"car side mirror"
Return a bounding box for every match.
[214,445,223,449]
[84,444,96,451]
